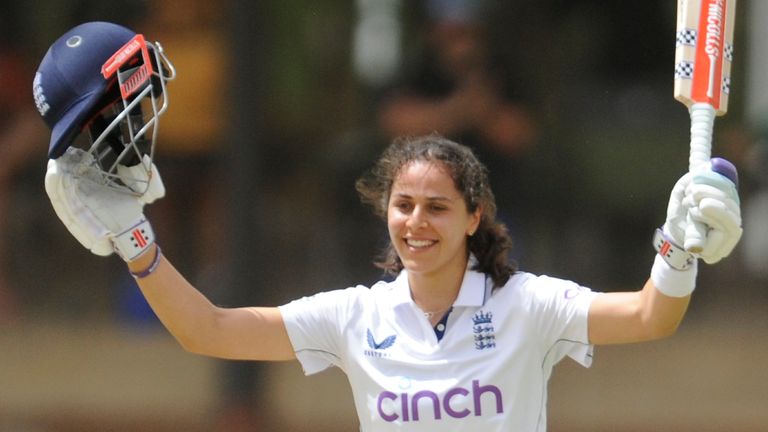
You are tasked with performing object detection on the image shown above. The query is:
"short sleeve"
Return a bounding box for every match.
[529,276,599,368]
[278,287,364,375]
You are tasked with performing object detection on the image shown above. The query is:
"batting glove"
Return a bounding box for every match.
[44,147,165,261]
[661,157,742,266]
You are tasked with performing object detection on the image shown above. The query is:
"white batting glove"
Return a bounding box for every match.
[684,164,742,264]
[44,147,164,261]
[116,154,166,204]
[662,158,742,265]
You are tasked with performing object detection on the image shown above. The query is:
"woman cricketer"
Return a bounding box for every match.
[37,22,743,432]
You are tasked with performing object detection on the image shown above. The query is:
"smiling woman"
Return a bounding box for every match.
[386,160,481,323]
[353,135,513,325]
[355,135,516,290]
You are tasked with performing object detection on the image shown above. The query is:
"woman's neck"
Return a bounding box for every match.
[407,257,468,316]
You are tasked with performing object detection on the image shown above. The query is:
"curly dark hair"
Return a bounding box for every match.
[355,134,516,288]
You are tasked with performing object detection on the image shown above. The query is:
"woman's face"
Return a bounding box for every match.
[387,160,481,279]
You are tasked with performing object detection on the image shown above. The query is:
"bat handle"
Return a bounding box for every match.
[684,103,715,254]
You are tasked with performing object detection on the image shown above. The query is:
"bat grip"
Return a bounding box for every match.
[685,103,716,254]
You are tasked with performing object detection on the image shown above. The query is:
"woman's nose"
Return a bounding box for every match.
[407,205,428,229]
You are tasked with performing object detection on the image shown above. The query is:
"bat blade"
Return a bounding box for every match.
[674,0,737,115]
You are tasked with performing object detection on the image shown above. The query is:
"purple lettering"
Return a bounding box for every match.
[401,393,409,422]
[472,380,504,416]
[376,380,504,422]
[377,391,398,422]
[443,387,470,418]
[411,390,441,421]
[564,286,584,299]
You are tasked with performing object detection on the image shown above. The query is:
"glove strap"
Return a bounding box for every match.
[653,228,696,271]
[130,245,162,279]
[113,218,156,262]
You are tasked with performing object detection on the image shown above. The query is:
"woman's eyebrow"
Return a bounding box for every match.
[391,193,456,202]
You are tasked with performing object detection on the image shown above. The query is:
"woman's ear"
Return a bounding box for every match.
[468,207,482,236]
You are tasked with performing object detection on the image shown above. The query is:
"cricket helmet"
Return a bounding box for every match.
[33,21,175,195]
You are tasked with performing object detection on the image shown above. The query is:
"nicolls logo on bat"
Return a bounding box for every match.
[692,0,728,106]
[703,0,725,59]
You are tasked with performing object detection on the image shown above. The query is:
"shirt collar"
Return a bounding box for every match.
[390,255,488,309]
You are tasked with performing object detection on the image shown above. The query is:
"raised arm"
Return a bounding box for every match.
[35,22,296,363]
[45,149,295,361]
[127,245,294,361]
[588,158,742,345]
[588,276,691,345]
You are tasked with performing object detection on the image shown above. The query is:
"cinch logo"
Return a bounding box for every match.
[377,380,503,422]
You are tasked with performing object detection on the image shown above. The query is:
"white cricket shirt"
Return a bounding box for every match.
[279,262,598,431]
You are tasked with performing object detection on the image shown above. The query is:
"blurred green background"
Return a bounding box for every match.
[1,0,766,430]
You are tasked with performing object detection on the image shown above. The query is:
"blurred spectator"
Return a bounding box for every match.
[0,12,47,322]
[376,0,539,261]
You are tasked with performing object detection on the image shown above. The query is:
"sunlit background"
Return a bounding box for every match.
[1,0,766,431]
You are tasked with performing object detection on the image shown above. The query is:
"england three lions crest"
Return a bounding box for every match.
[472,310,495,350]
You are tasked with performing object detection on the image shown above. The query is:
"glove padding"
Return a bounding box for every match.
[664,158,742,264]
[44,147,165,261]
[117,156,166,201]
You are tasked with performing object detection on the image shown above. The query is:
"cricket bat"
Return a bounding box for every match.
[673,0,737,253]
